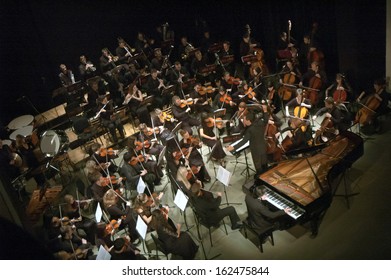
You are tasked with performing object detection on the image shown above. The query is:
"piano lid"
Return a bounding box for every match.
[259,131,362,207]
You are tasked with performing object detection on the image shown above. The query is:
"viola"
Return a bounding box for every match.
[199,85,216,95]
[179,98,194,108]
[219,93,236,106]
[173,148,190,161]
[100,175,125,186]
[227,76,241,85]
[99,147,118,157]
[129,154,145,166]
[204,117,229,129]
[105,219,122,235]
[243,87,256,99]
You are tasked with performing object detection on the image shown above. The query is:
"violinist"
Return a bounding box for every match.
[55,225,93,260]
[133,192,164,224]
[89,171,117,207]
[102,189,139,243]
[190,83,214,113]
[325,73,353,103]
[200,112,227,167]
[120,150,158,195]
[179,129,211,183]
[172,95,201,134]
[300,61,327,107]
[213,86,237,118]
[150,208,198,259]
[96,95,125,143]
[62,194,97,245]
[221,71,241,93]
[90,142,119,175]
[265,82,281,114]
[355,78,389,130]
[229,102,248,135]
[123,83,151,126]
[153,108,177,132]
[111,237,145,260]
[137,123,164,157]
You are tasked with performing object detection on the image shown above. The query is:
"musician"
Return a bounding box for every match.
[89,170,115,207]
[245,186,291,238]
[111,237,145,260]
[300,61,327,106]
[0,139,20,180]
[127,63,140,84]
[178,36,193,66]
[137,123,164,157]
[89,142,119,175]
[219,41,235,75]
[190,181,243,230]
[151,48,169,74]
[265,82,281,114]
[199,112,227,167]
[229,101,247,135]
[55,225,93,260]
[313,97,344,134]
[276,32,295,58]
[146,68,166,108]
[239,32,256,80]
[172,95,201,134]
[123,83,150,126]
[325,73,353,102]
[191,50,211,83]
[134,32,152,55]
[190,83,213,114]
[213,86,237,118]
[78,55,96,81]
[166,61,190,89]
[97,95,125,143]
[116,38,132,64]
[150,209,199,259]
[120,151,158,195]
[179,129,211,183]
[226,110,269,175]
[62,194,97,245]
[279,59,302,82]
[58,64,75,86]
[102,189,139,242]
[153,108,176,132]
[285,88,312,118]
[99,48,117,73]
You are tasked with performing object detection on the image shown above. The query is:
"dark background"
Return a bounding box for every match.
[0,0,386,125]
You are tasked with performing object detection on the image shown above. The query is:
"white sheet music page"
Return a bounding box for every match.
[174,189,188,211]
[96,245,111,260]
[95,203,103,223]
[216,165,231,187]
[137,177,146,194]
[136,215,148,240]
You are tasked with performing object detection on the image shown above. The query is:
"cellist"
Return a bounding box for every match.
[325,73,353,103]
[300,61,327,107]
[355,78,389,130]
[285,88,312,121]
[278,59,302,105]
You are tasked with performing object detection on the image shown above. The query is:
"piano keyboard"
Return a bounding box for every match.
[263,186,305,219]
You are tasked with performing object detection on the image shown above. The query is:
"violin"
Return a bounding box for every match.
[99,147,118,157]
[135,140,153,151]
[199,85,216,95]
[145,127,160,137]
[173,148,190,160]
[204,117,229,129]
[186,165,200,181]
[159,111,174,122]
[219,93,236,106]
[243,87,256,99]
[129,154,145,166]
[227,76,242,85]
[100,175,125,186]
[105,218,122,235]
[179,98,194,108]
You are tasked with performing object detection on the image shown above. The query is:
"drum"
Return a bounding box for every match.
[40,130,69,157]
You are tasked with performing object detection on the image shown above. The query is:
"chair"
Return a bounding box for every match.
[192,206,228,247]
[71,115,97,151]
[150,232,172,260]
[242,219,275,253]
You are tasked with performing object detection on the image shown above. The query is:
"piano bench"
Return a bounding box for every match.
[243,220,275,253]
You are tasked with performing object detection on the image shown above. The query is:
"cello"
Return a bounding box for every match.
[355,93,382,126]
[314,117,334,145]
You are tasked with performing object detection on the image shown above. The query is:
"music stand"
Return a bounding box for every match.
[209,166,241,206]
[162,85,175,96]
[213,108,226,118]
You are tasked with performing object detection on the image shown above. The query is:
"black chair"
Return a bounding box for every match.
[150,232,172,260]
[242,219,275,253]
[71,115,97,151]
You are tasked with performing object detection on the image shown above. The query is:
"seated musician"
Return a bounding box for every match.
[190,180,243,230]
[123,83,151,126]
[172,95,201,134]
[133,192,164,224]
[137,123,164,157]
[299,61,327,106]
[356,78,389,130]
[78,55,97,82]
[0,139,21,181]
[279,59,302,90]
[153,108,177,132]
[190,83,214,114]
[128,136,164,187]
[99,47,117,73]
[115,38,132,64]
[151,48,169,75]
[54,225,94,260]
[62,194,97,245]
[245,185,291,240]
[58,64,75,86]
[179,129,211,183]
[110,237,145,260]
[233,81,258,104]
[89,170,122,207]
[219,41,235,76]
[213,86,237,119]
[96,96,125,143]
[150,208,199,259]
[325,73,353,102]
[89,142,119,175]
[199,112,227,167]
[313,97,345,138]
[265,82,281,114]
[221,71,241,93]
[145,68,168,108]
[102,189,139,243]
[285,88,312,119]
[191,50,213,84]
[228,101,247,135]
[277,116,312,153]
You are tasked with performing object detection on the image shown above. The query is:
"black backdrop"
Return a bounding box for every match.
[0,0,386,125]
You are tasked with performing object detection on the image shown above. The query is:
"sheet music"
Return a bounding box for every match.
[174,189,188,212]
[137,177,146,194]
[96,245,111,260]
[136,215,148,240]
[231,138,249,153]
[216,165,231,187]
[95,203,103,222]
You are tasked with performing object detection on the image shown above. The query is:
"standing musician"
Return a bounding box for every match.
[325,73,353,104]
[190,83,214,114]
[116,38,133,64]
[58,64,75,87]
[219,41,235,76]
[123,83,151,126]
[96,95,125,143]
[276,31,296,60]
[78,55,97,82]
[299,61,327,107]
[355,78,389,130]
[226,109,269,175]
[99,47,118,73]
[179,129,211,183]
[172,95,201,134]
[239,31,257,81]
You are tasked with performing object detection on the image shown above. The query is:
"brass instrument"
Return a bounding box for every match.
[117,37,136,55]
[104,48,119,62]
[181,43,195,60]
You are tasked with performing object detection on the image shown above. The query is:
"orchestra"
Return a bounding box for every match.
[2,14,390,262]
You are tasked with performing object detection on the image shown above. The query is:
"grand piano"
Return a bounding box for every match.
[250,131,363,235]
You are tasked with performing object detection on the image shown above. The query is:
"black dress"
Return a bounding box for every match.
[200,123,226,160]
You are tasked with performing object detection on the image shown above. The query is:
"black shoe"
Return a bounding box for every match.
[231,222,243,230]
